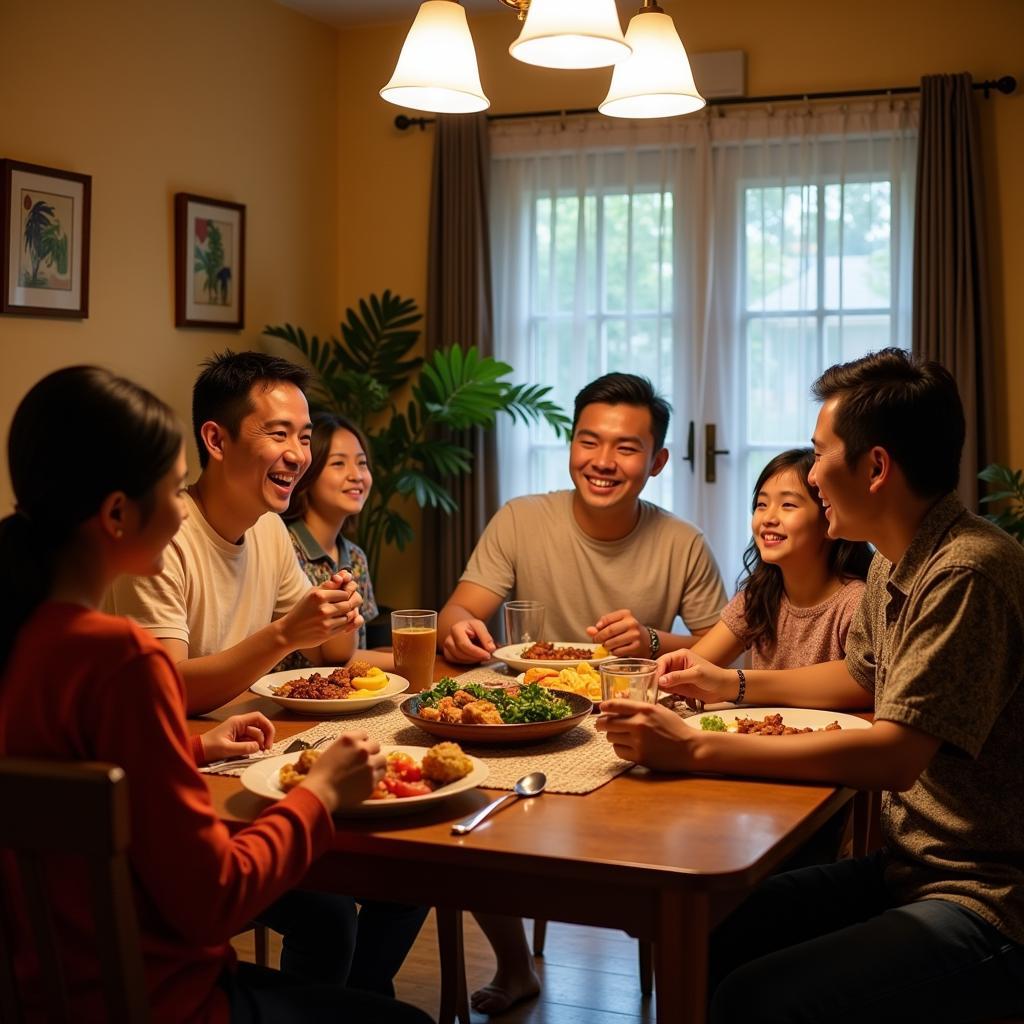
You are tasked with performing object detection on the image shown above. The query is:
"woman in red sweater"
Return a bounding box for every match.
[0,366,432,1024]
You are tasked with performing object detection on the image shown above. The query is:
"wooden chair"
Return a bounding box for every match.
[532,919,653,996]
[0,757,149,1024]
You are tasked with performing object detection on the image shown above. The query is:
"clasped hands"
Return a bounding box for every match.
[281,570,364,649]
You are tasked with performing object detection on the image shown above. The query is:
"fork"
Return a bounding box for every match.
[204,734,330,774]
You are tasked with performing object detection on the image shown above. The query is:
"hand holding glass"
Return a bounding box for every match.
[391,609,437,692]
[600,659,659,703]
[503,600,545,644]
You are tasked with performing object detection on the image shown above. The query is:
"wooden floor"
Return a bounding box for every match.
[233,914,656,1023]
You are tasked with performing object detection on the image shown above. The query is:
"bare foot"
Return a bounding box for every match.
[470,969,542,1016]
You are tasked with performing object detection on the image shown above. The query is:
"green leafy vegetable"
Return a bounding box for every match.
[418,678,571,723]
[700,714,727,732]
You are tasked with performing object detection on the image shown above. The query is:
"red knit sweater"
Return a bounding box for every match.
[0,602,334,1023]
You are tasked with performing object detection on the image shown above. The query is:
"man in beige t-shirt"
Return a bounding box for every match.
[439,373,727,665]
[108,351,363,717]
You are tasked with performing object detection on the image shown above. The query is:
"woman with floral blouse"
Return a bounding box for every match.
[279,412,393,672]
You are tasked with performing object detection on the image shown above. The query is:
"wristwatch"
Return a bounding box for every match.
[646,626,661,658]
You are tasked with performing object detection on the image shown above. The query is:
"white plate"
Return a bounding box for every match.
[239,745,489,816]
[250,668,410,715]
[491,642,614,673]
[680,707,871,732]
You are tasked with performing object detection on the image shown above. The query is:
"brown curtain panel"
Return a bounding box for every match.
[912,73,993,509]
[421,112,497,609]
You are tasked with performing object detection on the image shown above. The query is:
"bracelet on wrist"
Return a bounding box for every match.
[733,668,746,704]
[646,626,661,657]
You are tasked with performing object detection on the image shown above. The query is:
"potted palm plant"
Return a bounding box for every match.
[979,463,1024,543]
[264,290,571,583]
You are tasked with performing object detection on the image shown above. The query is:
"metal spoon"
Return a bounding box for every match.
[451,771,547,835]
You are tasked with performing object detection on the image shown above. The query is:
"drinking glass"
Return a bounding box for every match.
[503,600,545,645]
[599,658,659,703]
[391,609,437,692]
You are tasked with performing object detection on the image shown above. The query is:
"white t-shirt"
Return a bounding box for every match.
[461,490,727,641]
[107,493,310,657]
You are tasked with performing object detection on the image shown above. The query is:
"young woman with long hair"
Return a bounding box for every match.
[278,411,393,671]
[0,366,430,1024]
[691,447,873,670]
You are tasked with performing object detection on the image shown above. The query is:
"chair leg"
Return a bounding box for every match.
[638,939,653,996]
[254,924,271,968]
[435,907,470,1024]
[532,918,547,956]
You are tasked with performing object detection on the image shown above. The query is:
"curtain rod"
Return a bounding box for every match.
[394,74,1017,131]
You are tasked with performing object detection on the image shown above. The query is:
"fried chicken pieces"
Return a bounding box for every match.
[419,689,503,725]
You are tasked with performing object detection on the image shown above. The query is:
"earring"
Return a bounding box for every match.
[114,528,124,538]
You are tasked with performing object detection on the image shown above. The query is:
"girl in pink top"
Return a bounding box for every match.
[694,448,872,670]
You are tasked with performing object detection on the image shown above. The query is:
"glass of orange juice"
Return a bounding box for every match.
[391,609,437,692]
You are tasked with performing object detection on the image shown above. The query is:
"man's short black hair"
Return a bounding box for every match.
[192,350,310,468]
[572,373,672,450]
[811,347,965,499]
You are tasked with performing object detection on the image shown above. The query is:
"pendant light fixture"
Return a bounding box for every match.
[508,0,631,70]
[380,1,489,114]
[600,1,706,118]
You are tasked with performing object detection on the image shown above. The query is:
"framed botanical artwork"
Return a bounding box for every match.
[1,159,91,318]
[174,192,245,329]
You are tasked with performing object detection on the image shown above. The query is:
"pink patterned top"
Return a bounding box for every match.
[720,578,866,670]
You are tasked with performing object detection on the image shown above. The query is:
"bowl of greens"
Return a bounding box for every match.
[400,678,592,745]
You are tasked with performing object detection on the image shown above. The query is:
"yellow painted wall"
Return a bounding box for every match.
[339,0,1024,607]
[0,0,338,497]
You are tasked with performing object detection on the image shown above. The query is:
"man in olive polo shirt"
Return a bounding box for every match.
[598,348,1024,1022]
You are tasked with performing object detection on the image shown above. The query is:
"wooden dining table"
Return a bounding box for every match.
[193,659,863,1024]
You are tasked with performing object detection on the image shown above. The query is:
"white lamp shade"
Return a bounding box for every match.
[509,0,631,70]
[599,9,706,118]
[380,1,489,113]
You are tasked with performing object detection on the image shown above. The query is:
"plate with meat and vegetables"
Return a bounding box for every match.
[401,678,593,744]
[681,708,871,734]
[491,641,614,673]
[240,742,488,816]
[250,662,410,715]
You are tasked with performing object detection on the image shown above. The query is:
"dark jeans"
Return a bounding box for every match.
[710,851,1024,1023]
[256,889,429,997]
[224,961,434,1023]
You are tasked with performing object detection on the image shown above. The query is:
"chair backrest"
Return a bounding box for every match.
[0,758,149,1024]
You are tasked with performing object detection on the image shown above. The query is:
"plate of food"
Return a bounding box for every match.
[515,663,603,704]
[240,742,488,816]
[681,708,871,734]
[401,678,593,744]
[250,663,410,715]
[491,641,613,673]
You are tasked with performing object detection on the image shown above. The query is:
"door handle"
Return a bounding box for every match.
[704,423,729,483]
[682,420,695,473]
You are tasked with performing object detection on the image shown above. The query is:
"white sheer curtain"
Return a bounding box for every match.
[490,102,917,588]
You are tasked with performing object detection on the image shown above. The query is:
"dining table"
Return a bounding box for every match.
[193,658,866,1024]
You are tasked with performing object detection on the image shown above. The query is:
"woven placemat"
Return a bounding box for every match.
[200,666,634,793]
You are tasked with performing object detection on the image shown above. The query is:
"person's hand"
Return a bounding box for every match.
[300,731,386,814]
[442,618,496,664]
[655,648,737,704]
[595,700,695,771]
[586,609,648,656]
[280,571,364,649]
[200,712,275,763]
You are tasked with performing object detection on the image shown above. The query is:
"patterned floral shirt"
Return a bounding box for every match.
[275,520,378,671]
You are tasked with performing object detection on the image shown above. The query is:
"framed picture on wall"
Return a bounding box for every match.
[1,159,91,318]
[174,192,245,329]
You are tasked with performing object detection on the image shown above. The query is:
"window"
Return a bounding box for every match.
[491,106,917,585]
